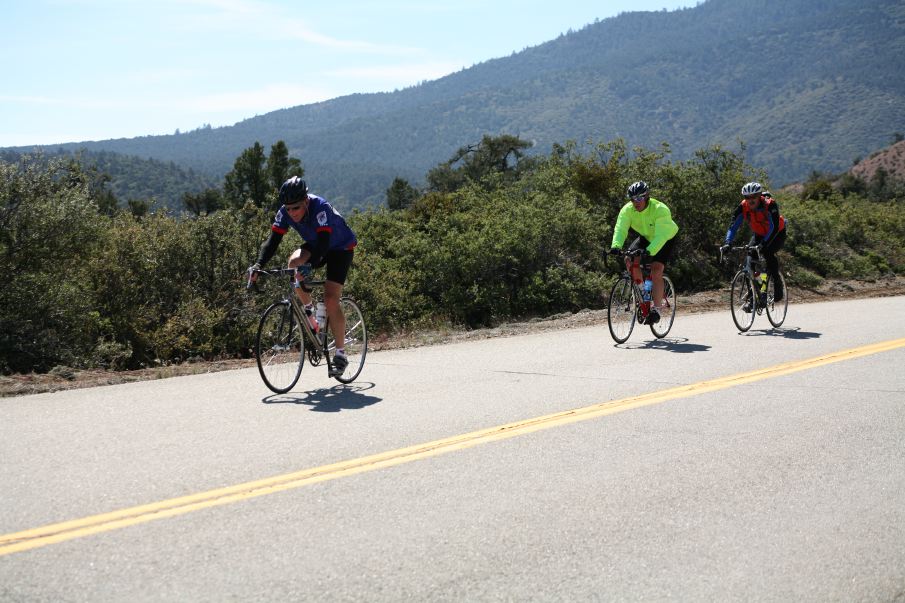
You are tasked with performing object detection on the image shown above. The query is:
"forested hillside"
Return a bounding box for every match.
[0,149,216,211]
[3,137,903,376]
[4,0,904,208]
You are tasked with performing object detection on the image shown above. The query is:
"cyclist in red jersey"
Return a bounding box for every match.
[720,182,787,302]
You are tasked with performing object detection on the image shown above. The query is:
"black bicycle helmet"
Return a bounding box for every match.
[279,176,309,205]
[627,180,650,199]
[741,182,763,197]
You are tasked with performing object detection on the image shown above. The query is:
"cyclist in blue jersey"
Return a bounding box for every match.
[247,176,357,376]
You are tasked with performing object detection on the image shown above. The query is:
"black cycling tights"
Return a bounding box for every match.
[750,228,786,284]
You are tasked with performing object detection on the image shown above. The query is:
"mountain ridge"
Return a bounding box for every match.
[5,0,904,207]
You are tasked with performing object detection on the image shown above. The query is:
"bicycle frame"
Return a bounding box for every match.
[616,250,655,320]
[722,244,787,331]
[249,264,368,392]
[728,245,768,313]
[606,249,676,343]
[251,266,336,371]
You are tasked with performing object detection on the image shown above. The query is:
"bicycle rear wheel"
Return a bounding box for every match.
[256,301,304,393]
[730,272,756,332]
[326,297,368,383]
[607,276,636,344]
[766,272,788,327]
[650,275,676,338]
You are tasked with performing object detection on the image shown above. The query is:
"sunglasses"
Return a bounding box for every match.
[631,195,647,202]
[744,194,761,200]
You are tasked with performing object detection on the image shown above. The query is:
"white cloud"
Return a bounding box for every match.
[173,0,421,55]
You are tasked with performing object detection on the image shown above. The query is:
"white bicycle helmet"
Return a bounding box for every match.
[741,182,763,197]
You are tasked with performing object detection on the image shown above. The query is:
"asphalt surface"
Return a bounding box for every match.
[2,296,904,601]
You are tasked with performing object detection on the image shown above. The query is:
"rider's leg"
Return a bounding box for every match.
[763,230,786,300]
[650,261,666,309]
[322,250,354,371]
[628,257,643,285]
[323,280,345,350]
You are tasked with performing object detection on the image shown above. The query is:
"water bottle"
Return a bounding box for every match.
[315,302,327,332]
[758,272,767,293]
[642,279,653,302]
[304,304,319,333]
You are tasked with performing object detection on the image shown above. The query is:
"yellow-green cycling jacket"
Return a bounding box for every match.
[610,197,679,255]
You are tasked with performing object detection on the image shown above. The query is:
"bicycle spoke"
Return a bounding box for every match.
[767,272,788,327]
[255,302,304,393]
[650,276,676,338]
[328,297,368,383]
[730,272,755,332]
[607,277,635,343]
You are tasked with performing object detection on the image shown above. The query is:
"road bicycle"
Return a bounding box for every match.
[721,244,788,332]
[606,249,677,343]
[248,265,367,393]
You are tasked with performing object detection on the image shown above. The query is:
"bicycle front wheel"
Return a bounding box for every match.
[766,272,788,328]
[730,272,756,332]
[650,275,676,338]
[256,301,304,393]
[607,276,636,344]
[326,297,368,383]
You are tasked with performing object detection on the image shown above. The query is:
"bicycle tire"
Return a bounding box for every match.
[607,276,636,344]
[766,272,788,328]
[650,275,676,338]
[256,301,304,393]
[325,297,368,383]
[730,271,756,332]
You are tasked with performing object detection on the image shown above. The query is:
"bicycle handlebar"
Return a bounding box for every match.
[608,248,648,258]
[719,244,763,264]
[246,264,324,292]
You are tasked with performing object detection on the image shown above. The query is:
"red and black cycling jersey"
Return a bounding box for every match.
[724,195,785,246]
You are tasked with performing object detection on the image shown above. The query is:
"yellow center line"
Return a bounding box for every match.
[2,337,904,556]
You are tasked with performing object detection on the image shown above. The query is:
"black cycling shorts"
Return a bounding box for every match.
[627,234,676,265]
[301,246,354,285]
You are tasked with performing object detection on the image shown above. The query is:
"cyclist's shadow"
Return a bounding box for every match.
[742,326,821,339]
[619,337,711,353]
[262,382,382,413]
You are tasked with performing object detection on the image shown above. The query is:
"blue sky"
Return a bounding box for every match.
[2,0,691,147]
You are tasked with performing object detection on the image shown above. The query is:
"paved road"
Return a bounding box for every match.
[2,296,904,601]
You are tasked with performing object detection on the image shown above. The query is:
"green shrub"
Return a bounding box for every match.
[2,142,902,375]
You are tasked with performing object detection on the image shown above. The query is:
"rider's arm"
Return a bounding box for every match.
[611,204,632,249]
[646,208,678,255]
[307,229,331,265]
[255,227,285,267]
[724,204,744,244]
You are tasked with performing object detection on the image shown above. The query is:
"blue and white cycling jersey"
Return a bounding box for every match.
[270,195,357,250]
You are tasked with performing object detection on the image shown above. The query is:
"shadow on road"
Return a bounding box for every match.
[618,337,711,353]
[741,326,822,339]
[261,382,382,412]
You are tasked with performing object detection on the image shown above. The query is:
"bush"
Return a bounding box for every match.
[2,141,902,375]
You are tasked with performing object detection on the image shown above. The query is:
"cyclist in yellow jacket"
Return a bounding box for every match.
[610,181,679,325]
